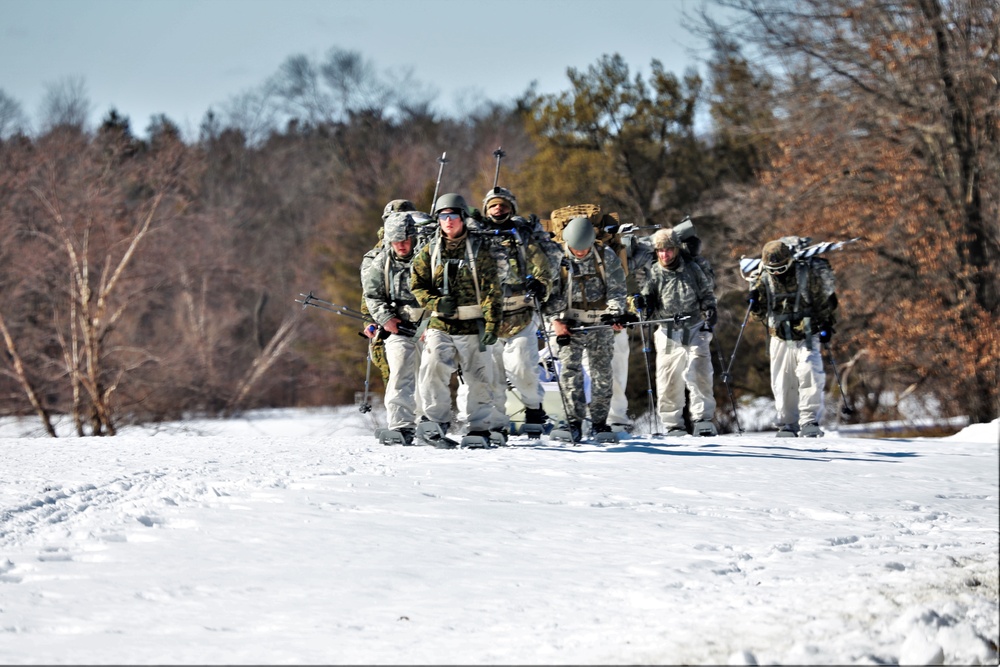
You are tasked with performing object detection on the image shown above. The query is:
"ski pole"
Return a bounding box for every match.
[430,151,449,211]
[723,302,753,386]
[492,146,505,188]
[823,341,854,418]
[525,276,573,429]
[296,293,366,320]
[632,297,661,436]
[711,328,744,435]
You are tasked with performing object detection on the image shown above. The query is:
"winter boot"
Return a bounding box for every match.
[550,420,582,444]
[520,407,548,439]
[489,427,509,447]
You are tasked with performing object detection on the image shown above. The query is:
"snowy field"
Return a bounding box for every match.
[1,407,997,665]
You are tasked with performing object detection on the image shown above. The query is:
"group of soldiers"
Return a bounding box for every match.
[359,182,839,447]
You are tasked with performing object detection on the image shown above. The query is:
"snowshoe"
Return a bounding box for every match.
[461,430,492,449]
[550,421,582,444]
[415,421,459,448]
[518,423,545,439]
[775,424,799,438]
[664,426,688,437]
[489,429,508,447]
[379,430,407,446]
[693,420,718,437]
[800,422,824,438]
[592,422,619,445]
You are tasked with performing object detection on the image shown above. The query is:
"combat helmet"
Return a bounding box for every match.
[383,212,416,243]
[563,216,596,252]
[761,240,793,275]
[433,193,468,218]
[382,199,416,222]
[482,187,517,221]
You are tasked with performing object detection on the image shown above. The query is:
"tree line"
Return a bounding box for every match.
[1,0,996,435]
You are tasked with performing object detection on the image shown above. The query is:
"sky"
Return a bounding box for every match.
[1,0,715,139]
[1,406,997,665]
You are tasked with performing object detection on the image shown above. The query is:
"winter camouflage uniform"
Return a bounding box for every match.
[640,230,718,434]
[474,189,560,432]
[359,199,420,385]
[410,215,502,435]
[749,238,838,435]
[362,212,426,436]
[549,242,627,431]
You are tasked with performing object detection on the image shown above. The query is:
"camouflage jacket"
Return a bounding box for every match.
[362,246,422,327]
[549,244,627,325]
[641,256,717,326]
[475,221,559,338]
[750,257,837,340]
[410,229,502,337]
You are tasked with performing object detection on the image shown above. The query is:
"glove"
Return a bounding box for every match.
[632,294,646,311]
[556,334,572,347]
[436,295,457,316]
[818,324,834,344]
[396,321,417,337]
[601,313,638,326]
[704,307,718,328]
[524,278,546,300]
[480,331,498,347]
[748,288,761,305]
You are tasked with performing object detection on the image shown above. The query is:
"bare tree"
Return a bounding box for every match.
[38,76,92,132]
[0,89,30,139]
[707,0,1000,422]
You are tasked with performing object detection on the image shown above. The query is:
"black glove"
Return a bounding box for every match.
[748,288,761,305]
[632,294,647,311]
[436,295,457,317]
[818,324,834,344]
[556,334,572,347]
[704,307,718,328]
[524,278,546,300]
[601,312,639,326]
[396,321,418,337]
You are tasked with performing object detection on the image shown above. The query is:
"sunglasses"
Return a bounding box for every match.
[438,212,462,221]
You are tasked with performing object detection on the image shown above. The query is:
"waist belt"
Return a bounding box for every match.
[658,316,704,345]
[435,304,485,320]
[399,305,425,322]
[502,293,534,313]
[565,308,604,324]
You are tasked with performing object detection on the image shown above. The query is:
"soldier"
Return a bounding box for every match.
[635,228,718,436]
[477,187,559,439]
[360,199,418,385]
[548,216,629,442]
[361,212,424,445]
[748,238,838,438]
[410,193,502,447]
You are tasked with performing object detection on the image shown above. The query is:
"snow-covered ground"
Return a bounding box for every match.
[1,408,997,665]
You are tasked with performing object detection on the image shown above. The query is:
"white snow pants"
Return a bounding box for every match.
[419,328,493,432]
[608,329,631,425]
[769,335,826,427]
[488,319,546,429]
[654,325,716,430]
[383,333,421,431]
